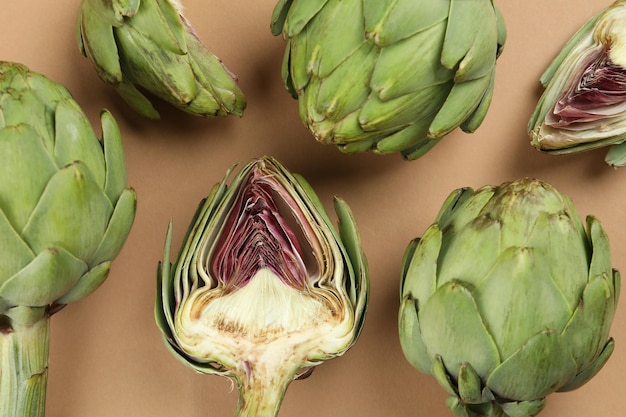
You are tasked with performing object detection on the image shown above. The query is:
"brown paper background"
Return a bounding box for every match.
[1,1,624,416]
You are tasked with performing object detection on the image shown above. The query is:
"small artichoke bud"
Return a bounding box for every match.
[76,0,246,119]
[271,0,506,160]
[156,156,368,417]
[529,0,626,166]
[399,178,619,417]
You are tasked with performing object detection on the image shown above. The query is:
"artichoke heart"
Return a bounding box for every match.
[529,0,626,166]
[156,156,368,417]
[271,0,506,160]
[399,178,619,417]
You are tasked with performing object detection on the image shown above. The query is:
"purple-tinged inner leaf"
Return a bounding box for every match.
[551,47,626,126]
[210,166,318,291]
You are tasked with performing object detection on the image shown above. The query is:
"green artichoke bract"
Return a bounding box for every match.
[0,62,137,417]
[156,156,368,417]
[77,0,246,119]
[271,0,506,160]
[399,178,619,417]
[529,0,626,166]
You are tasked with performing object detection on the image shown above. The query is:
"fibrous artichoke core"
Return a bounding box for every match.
[157,157,368,417]
[529,0,626,165]
[175,164,349,366]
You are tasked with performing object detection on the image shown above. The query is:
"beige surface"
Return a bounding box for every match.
[1,1,625,416]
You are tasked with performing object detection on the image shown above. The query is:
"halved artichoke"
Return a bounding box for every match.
[529,0,626,166]
[156,156,368,416]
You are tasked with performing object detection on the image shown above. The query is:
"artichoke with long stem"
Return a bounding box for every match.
[156,156,368,416]
[0,61,137,417]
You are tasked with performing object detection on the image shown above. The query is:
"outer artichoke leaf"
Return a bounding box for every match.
[364,0,449,46]
[374,119,431,154]
[474,247,572,359]
[21,162,112,262]
[461,66,496,133]
[486,329,577,400]
[85,0,126,26]
[101,109,128,203]
[279,0,329,38]
[55,261,111,304]
[439,187,493,231]
[115,78,161,119]
[127,0,186,55]
[306,0,365,79]
[371,21,451,101]
[53,98,105,188]
[442,0,499,81]
[560,275,615,371]
[334,197,368,306]
[398,297,432,374]
[114,23,197,104]
[286,24,310,92]
[436,214,501,288]
[0,247,87,307]
[495,5,507,58]
[184,31,246,117]
[399,237,420,295]
[434,187,476,227]
[0,125,58,231]
[525,211,590,308]
[111,0,141,18]
[79,2,123,84]
[557,338,614,392]
[0,88,55,142]
[315,43,377,122]
[400,135,443,161]
[157,221,176,334]
[419,280,500,379]
[498,399,546,417]
[605,141,626,166]
[90,188,137,266]
[428,74,492,138]
[401,224,441,302]
[0,209,35,284]
[457,362,484,404]
[360,85,448,132]
[24,71,73,112]
[538,13,599,87]
[270,0,293,36]
[432,355,460,397]
[587,215,613,281]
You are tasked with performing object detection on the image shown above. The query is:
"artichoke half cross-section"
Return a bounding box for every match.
[529,0,626,166]
[271,0,506,160]
[156,157,368,417]
[399,178,619,417]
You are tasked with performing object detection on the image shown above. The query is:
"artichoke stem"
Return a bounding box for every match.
[234,359,296,417]
[0,315,50,417]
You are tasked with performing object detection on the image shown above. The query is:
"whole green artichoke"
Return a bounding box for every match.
[156,156,368,417]
[77,0,246,119]
[529,0,626,166]
[399,178,619,417]
[0,61,137,417]
[271,0,506,160]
